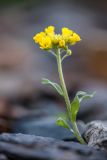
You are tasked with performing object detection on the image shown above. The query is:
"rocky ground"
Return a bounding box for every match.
[0,133,107,160]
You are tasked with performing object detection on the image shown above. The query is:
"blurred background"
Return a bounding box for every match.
[0,0,107,139]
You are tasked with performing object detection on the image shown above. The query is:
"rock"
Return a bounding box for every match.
[0,155,7,160]
[0,133,106,160]
[84,120,107,152]
[12,101,85,140]
[12,116,72,139]
[12,101,73,139]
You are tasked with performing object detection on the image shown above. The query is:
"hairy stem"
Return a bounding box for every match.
[56,48,85,144]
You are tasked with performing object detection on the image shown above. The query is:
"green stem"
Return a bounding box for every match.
[56,49,71,113]
[72,122,85,144]
[56,49,85,144]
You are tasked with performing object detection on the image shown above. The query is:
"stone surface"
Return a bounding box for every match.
[12,101,85,140]
[12,101,73,139]
[0,154,7,160]
[0,133,106,160]
[84,120,107,152]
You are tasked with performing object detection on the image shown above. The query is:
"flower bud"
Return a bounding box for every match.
[67,49,72,55]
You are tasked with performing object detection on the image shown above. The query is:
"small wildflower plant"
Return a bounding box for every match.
[33,26,95,144]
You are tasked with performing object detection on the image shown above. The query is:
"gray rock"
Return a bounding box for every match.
[0,133,106,160]
[12,116,73,139]
[0,155,7,160]
[84,120,107,152]
[12,102,85,140]
[12,101,74,139]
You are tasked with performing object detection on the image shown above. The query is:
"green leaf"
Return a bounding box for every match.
[42,78,63,96]
[56,112,68,121]
[70,91,95,122]
[70,96,80,122]
[56,117,70,129]
[76,91,96,103]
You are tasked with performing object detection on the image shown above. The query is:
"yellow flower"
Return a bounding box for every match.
[62,27,73,36]
[33,26,81,50]
[62,27,73,43]
[33,32,46,43]
[72,33,81,42]
[51,34,62,44]
[69,33,81,45]
[39,36,52,49]
[59,39,65,48]
[45,26,55,35]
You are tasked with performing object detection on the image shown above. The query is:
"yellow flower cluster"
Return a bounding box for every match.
[33,26,81,50]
